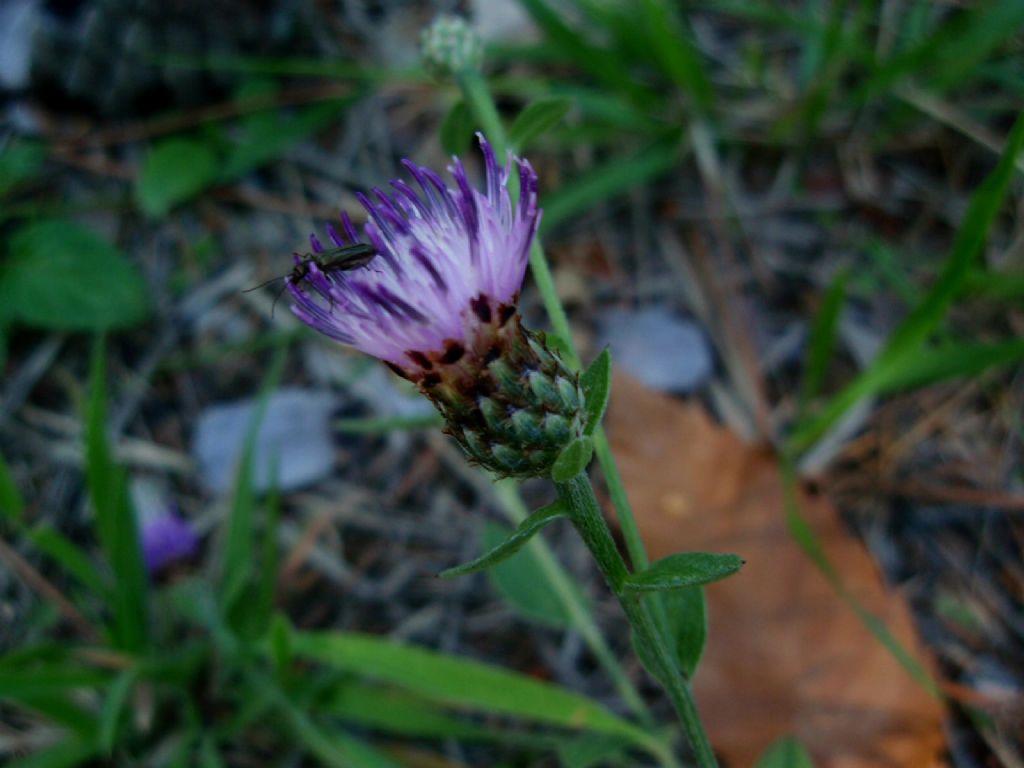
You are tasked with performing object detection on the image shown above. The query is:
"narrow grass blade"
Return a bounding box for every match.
[251,669,403,768]
[255,477,282,631]
[335,413,442,434]
[28,526,109,599]
[640,0,713,113]
[540,141,681,232]
[85,337,147,652]
[6,738,97,768]
[220,344,287,614]
[790,115,1024,455]
[859,1,1024,98]
[98,669,137,754]
[0,451,25,525]
[799,269,848,412]
[516,0,651,103]
[879,114,1024,363]
[325,681,500,741]
[880,339,1024,391]
[290,630,657,750]
[8,694,97,736]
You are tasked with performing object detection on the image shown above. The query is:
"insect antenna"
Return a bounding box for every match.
[242,275,286,293]
[269,283,290,319]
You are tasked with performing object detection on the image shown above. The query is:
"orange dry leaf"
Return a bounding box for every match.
[605,372,946,767]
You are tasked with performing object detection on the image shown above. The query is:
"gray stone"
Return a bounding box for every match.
[193,388,338,494]
[598,306,713,393]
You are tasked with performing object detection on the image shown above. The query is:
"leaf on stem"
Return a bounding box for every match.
[508,97,571,151]
[659,587,707,678]
[580,348,612,436]
[550,437,594,482]
[754,736,814,768]
[622,552,744,593]
[440,501,567,578]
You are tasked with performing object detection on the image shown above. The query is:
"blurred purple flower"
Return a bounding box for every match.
[140,511,198,574]
[133,477,198,574]
[287,135,540,371]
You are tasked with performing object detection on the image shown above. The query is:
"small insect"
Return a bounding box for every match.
[245,244,379,315]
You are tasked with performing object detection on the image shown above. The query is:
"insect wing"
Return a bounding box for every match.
[318,244,378,272]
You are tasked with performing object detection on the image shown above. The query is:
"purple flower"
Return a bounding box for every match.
[287,135,540,371]
[140,512,199,574]
[287,137,584,478]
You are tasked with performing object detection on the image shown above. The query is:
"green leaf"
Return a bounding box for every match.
[220,100,349,181]
[483,520,581,627]
[98,669,137,754]
[755,736,815,768]
[135,138,219,217]
[0,140,46,197]
[659,586,707,678]
[440,99,475,157]
[580,348,612,436]
[290,630,655,748]
[2,221,149,331]
[86,338,148,652]
[441,501,566,578]
[622,552,744,593]
[508,97,571,151]
[551,437,594,482]
[0,451,25,525]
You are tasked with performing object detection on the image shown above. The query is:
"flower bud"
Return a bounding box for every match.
[420,15,483,78]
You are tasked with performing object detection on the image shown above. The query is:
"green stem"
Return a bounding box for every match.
[493,483,656,731]
[458,69,510,159]
[459,68,695,765]
[458,68,650,573]
[557,475,719,768]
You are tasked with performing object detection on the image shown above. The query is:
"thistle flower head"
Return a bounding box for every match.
[289,136,538,370]
[288,137,584,478]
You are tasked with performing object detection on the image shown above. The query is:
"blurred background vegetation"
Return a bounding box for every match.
[0,1,1022,766]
